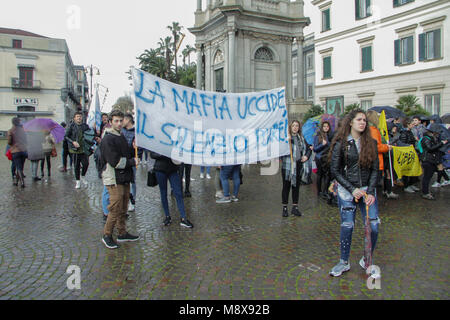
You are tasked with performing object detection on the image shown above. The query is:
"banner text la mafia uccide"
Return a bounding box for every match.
[131,67,290,166]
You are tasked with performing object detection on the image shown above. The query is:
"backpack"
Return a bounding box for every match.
[416,136,431,155]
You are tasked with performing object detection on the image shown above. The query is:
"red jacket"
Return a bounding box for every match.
[369,126,389,171]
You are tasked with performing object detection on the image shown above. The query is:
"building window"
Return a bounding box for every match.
[76,71,83,81]
[323,56,332,79]
[322,8,331,32]
[424,94,440,115]
[355,0,371,20]
[292,57,297,73]
[307,54,314,71]
[393,0,414,7]
[215,68,224,92]
[419,29,441,61]
[361,100,372,111]
[214,50,224,64]
[394,36,414,65]
[255,47,274,61]
[19,67,34,88]
[361,45,373,72]
[12,39,22,48]
[307,84,313,99]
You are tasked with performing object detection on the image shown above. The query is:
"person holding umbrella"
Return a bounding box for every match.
[7,117,27,188]
[313,121,333,200]
[328,109,380,277]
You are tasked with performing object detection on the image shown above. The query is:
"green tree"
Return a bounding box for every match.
[112,95,134,114]
[303,104,324,122]
[395,95,430,116]
[157,36,173,80]
[178,64,196,88]
[344,103,360,115]
[167,22,182,79]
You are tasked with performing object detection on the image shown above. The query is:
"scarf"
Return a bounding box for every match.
[283,134,308,185]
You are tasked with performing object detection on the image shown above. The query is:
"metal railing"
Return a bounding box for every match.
[11,78,41,89]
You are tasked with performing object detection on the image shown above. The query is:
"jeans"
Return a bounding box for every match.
[337,193,380,262]
[102,186,110,215]
[200,166,211,174]
[220,165,241,197]
[155,171,187,219]
[30,160,40,178]
[131,166,137,203]
[12,152,26,177]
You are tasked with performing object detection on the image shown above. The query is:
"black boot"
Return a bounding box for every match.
[282,206,288,217]
[184,189,192,198]
[291,206,302,217]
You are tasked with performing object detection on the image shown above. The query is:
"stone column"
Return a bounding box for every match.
[228,27,235,92]
[296,36,304,100]
[287,38,293,101]
[196,44,203,90]
[197,0,202,11]
[207,0,212,9]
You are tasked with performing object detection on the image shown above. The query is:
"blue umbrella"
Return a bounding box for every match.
[302,118,319,145]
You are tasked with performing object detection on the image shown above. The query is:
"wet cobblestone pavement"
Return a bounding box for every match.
[0,141,448,300]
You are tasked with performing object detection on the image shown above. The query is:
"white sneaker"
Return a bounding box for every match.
[128,203,135,212]
[75,181,81,189]
[215,191,224,199]
[404,186,416,193]
[81,177,88,185]
[200,173,204,179]
[206,174,211,179]
[386,192,399,199]
[190,177,196,181]
[431,182,441,188]
[441,180,450,186]
[411,185,420,191]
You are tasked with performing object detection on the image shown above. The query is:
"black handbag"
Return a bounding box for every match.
[147,170,158,187]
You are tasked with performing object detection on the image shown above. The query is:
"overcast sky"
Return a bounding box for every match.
[1,0,197,112]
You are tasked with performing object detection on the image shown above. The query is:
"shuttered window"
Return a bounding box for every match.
[419,29,441,61]
[361,46,373,72]
[393,0,414,7]
[355,0,371,20]
[394,36,414,66]
[323,56,332,79]
[322,9,331,32]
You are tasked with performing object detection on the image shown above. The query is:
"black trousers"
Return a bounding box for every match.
[281,165,301,205]
[315,158,330,196]
[422,161,437,195]
[179,163,192,192]
[73,153,89,180]
[40,152,51,176]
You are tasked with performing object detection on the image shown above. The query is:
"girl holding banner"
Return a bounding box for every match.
[280,120,311,217]
[328,109,380,277]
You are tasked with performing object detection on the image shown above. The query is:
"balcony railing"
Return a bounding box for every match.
[11,78,41,90]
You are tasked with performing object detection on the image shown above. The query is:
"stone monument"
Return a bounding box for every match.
[189,0,311,120]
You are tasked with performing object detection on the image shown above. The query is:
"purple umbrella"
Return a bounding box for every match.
[23,118,66,143]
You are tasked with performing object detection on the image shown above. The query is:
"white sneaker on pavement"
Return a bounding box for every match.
[431,182,441,188]
[200,173,204,179]
[206,174,211,179]
[404,186,416,193]
[441,180,450,186]
[75,180,81,189]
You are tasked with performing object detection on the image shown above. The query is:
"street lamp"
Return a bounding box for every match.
[85,64,100,122]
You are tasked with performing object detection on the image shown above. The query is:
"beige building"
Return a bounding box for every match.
[0,28,89,136]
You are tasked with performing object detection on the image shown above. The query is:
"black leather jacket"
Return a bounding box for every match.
[399,129,416,146]
[64,121,90,153]
[330,138,379,196]
[421,132,444,165]
[150,151,180,174]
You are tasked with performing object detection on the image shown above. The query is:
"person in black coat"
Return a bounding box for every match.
[150,152,194,228]
[421,124,449,199]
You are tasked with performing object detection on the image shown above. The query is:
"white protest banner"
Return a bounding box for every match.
[131,67,290,166]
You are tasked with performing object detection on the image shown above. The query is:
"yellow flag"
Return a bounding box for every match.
[392,146,423,179]
[378,110,389,143]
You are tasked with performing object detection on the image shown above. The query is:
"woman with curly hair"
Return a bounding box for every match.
[328,109,380,277]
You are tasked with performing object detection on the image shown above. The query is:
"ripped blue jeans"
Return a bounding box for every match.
[337,194,380,263]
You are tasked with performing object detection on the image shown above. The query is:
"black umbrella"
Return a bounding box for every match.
[441,113,450,124]
[369,106,406,119]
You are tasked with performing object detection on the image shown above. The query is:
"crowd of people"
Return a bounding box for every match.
[5,107,449,276]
